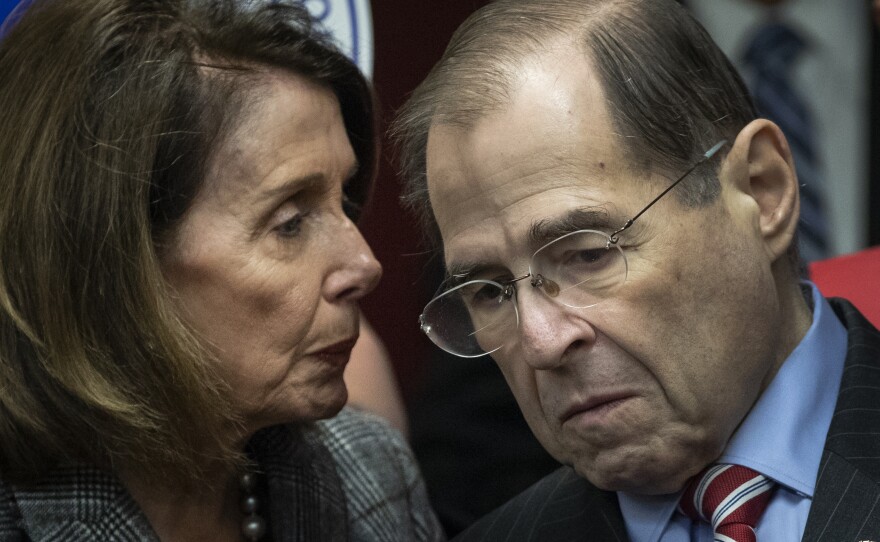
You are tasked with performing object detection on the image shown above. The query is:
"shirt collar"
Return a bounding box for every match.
[617,283,848,540]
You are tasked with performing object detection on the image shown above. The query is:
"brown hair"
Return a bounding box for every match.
[392,0,758,247]
[0,0,376,485]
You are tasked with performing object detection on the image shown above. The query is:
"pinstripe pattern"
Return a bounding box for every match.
[802,299,880,541]
[0,408,443,541]
[451,466,627,541]
[452,298,880,542]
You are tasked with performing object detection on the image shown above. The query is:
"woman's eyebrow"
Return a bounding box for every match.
[254,172,324,203]
[256,160,360,204]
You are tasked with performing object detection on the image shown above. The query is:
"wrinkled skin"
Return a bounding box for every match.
[426,44,808,494]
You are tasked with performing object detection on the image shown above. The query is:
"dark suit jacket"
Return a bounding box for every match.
[453,298,880,541]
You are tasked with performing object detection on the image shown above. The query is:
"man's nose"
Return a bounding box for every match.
[322,220,383,303]
[514,284,597,370]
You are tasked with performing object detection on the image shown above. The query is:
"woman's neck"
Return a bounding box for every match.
[120,466,244,542]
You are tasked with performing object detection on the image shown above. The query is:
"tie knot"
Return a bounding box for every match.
[678,464,776,542]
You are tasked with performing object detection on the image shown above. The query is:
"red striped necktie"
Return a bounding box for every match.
[678,464,776,542]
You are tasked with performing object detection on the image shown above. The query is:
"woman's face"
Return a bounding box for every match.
[162,70,382,433]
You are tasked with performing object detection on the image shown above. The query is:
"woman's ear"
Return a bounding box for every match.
[724,119,799,262]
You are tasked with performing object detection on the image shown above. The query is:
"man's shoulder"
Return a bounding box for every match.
[823,297,880,475]
[452,466,628,542]
[800,297,880,540]
[828,296,880,341]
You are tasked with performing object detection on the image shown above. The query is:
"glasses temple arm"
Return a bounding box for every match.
[608,140,727,244]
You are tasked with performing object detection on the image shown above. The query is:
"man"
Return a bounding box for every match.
[394,0,880,540]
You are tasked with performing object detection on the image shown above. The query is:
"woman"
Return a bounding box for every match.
[0,1,443,540]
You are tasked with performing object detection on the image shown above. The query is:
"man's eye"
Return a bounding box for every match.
[571,248,608,265]
[460,281,505,308]
[473,283,504,302]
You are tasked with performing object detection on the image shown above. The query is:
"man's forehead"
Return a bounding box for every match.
[424,43,654,272]
[425,46,631,189]
[425,122,634,254]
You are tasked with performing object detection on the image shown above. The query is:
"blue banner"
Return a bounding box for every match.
[0,1,372,76]
[1,0,20,24]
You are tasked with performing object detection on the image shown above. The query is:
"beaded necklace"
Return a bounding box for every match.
[239,471,267,541]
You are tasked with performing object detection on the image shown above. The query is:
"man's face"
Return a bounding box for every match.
[426,47,786,494]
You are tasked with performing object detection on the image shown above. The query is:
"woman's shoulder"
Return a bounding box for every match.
[314,406,408,454]
[0,478,25,540]
[310,407,445,541]
[311,407,416,489]
[0,466,155,541]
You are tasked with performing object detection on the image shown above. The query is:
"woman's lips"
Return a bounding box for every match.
[311,337,358,365]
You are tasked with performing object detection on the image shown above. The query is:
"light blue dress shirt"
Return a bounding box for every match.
[618,284,848,541]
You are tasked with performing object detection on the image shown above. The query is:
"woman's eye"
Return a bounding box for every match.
[342,194,362,222]
[276,213,306,238]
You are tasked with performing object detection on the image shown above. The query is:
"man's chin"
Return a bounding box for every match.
[571,454,699,495]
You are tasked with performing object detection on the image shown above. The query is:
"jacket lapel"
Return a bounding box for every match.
[802,299,880,541]
[249,423,350,542]
[453,466,628,541]
[11,424,350,542]
[13,465,158,541]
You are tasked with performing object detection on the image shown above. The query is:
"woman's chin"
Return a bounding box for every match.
[312,388,349,421]
[289,382,350,424]
[240,381,350,433]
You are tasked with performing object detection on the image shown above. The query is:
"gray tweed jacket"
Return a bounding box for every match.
[0,408,445,541]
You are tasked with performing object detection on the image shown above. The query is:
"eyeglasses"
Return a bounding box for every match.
[419,140,727,358]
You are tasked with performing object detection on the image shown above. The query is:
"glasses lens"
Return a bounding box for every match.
[420,280,517,358]
[531,230,627,308]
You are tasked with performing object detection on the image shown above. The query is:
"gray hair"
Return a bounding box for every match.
[392,0,757,247]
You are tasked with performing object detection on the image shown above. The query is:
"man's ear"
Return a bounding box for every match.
[724,119,799,261]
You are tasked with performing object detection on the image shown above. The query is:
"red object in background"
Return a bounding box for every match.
[360,0,492,402]
[810,246,880,327]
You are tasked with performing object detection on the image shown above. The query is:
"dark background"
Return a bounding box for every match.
[359,0,493,402]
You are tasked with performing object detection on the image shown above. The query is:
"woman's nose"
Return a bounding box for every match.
[323,221,383,303]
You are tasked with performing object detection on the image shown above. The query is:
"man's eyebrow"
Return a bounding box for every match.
[443,207,621,283]
[527,207,619,248]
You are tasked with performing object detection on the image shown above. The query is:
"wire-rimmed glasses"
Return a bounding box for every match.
[418,140,727,358]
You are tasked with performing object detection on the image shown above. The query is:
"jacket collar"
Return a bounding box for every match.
[11,423,348,541]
